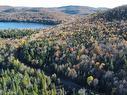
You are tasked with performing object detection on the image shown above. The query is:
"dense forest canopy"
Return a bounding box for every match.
[0,4,127,95]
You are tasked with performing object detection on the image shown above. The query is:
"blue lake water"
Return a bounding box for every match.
[0,22,52,29]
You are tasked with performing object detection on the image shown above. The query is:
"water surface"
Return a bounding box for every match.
[0,22,52,29]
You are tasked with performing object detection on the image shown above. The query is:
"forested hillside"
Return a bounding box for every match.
[0,6,71,25]
[0,5,108,25]
[94,5,127,21]
[0,5,126,95]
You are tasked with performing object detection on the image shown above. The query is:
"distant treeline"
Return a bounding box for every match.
[94,5,127,21]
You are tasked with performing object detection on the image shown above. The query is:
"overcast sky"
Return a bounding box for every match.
[0,0,127,8]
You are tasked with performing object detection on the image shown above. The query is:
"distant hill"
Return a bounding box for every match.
[94,5,127,21]
[55,5,108,15]
[0,6,12,12]
[0,5,108,25]
[0,6,72,25]
[0,5,108,15]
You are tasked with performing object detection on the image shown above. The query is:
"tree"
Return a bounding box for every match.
[87,76,94,86]
[33,83,38,94]
[51,84,56,95]
[17,87,23,95]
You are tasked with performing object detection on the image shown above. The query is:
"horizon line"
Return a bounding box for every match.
[0,4,120,8]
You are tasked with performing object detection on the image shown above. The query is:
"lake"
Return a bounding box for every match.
[0,22,52,29]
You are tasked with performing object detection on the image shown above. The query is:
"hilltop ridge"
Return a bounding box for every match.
[94,5,127,21]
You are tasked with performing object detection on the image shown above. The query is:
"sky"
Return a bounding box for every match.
[0,0,127,8]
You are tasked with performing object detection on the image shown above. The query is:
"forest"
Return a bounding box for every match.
[0,4,127,95]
